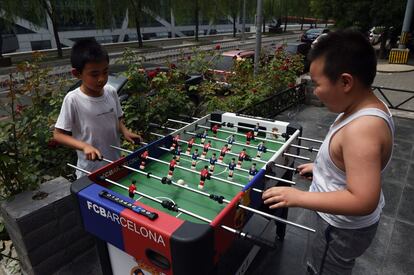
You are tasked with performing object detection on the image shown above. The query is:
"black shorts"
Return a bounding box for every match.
[203,148,209,153]
[220,152,225,157]
[169,166,175,171]
[129,192,134,198]
[200,176,206,181]
[238,157,244,161]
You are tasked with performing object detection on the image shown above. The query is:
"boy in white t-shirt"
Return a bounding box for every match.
[54,38,140,178]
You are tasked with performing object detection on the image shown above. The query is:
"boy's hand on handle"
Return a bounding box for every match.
[83,144,102,160]
[124,131,142,145]
[297,163,314,180]
[262,187,303,209]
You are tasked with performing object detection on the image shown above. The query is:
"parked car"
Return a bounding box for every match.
[206,50,255,86]
[301,28,330,43]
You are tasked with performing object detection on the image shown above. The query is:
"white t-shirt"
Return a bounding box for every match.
[55,84,123,178]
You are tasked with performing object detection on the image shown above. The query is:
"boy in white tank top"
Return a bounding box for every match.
[262,30,394,274]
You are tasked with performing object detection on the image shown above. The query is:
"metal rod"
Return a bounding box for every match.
[101,158,312,232]
[284,153,311,161]
[297,136,323,144]
[167,118,190,125]
[146,155,263,193]
[290,144,319,153]
[199,124,285,145]
[186,129,277,154]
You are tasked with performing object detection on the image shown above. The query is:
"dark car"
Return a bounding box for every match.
[301,28,330,43]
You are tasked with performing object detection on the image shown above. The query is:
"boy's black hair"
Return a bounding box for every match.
[308,30,377,87]
[70,38,109,72]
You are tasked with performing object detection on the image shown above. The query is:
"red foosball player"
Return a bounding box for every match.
[201,140,211,159]
[186,137,195,155]
[254,123,260,137]
[139,150,149,170]
[191,149,199,169]
[218,144,229,163]
[170,134,180,150]
[209,153,217,173]
[237,149,247,168]
[228,158,236,180]
[129,180,137,199]
[246,131,254,145]
[168,156,177,179]
[199,165,210,189]
[212,124,219,137]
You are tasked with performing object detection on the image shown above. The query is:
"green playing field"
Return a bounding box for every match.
[109,129,284,224]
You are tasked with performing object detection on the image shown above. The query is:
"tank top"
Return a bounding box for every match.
[309,107,395,229]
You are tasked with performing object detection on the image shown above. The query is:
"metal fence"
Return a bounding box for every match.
[237,83,306,117]
[372,86,414,113]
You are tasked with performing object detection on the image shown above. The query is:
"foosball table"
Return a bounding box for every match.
[70,111,316,275]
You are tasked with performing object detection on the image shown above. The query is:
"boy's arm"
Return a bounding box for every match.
[263,117,388,216]
[119,118,142,144]
[53,128,102,160]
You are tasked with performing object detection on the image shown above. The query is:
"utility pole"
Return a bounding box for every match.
[399,0,414,49]
[241,0,246,42]
[254,0,263,77]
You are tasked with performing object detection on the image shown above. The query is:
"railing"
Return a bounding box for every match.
[237,83,306,117]
[372,86,414,112]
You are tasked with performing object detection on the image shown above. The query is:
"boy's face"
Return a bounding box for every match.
[74,61,109,96]
[310,57,347,113]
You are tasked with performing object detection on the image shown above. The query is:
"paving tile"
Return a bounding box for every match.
[396,186,414,224]
[383,158,409,184]
[392,139,413,161]
[382,220,414,275]
[394,124,414,143]
[382,180,403,217]
[407,163,414,188]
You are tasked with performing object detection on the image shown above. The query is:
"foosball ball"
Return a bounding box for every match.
[70,111,319,275]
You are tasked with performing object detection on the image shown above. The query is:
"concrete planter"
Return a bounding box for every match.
[0,177,102,275]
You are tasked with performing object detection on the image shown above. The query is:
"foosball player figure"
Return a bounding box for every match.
[191,149,199,169]
[129,180,137,199]
[209,153,218,173]
[139,150,149,170]
[248,163,258,181]
[272,127,279,139]
[212,124,219,137]
[246,131,254,145]
[174,145,182,164]
[227,134,236,151]
[186,137,195,155]
[237,148,247,168]
[168,156,177,179]
[170,134,180,150]
[201,140,211,159]
[200,130,208,144]
[256,141,267,158]
[218,144,229,163]
[228,158,236,180]
[199,165,210,189]
[254,123,260,137]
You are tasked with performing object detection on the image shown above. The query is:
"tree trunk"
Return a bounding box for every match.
[135,16,143,48]
[50,17,63,58]
[195,0,199,41]
[233,15,236,37]
[284,16,287,32]
[379,26,390,59]
[301,16,304,30]
[262,16,266,33]
[0,34,3,58]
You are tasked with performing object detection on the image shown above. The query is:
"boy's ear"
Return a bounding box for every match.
[71,68,81,78]
[340,73,353,93]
